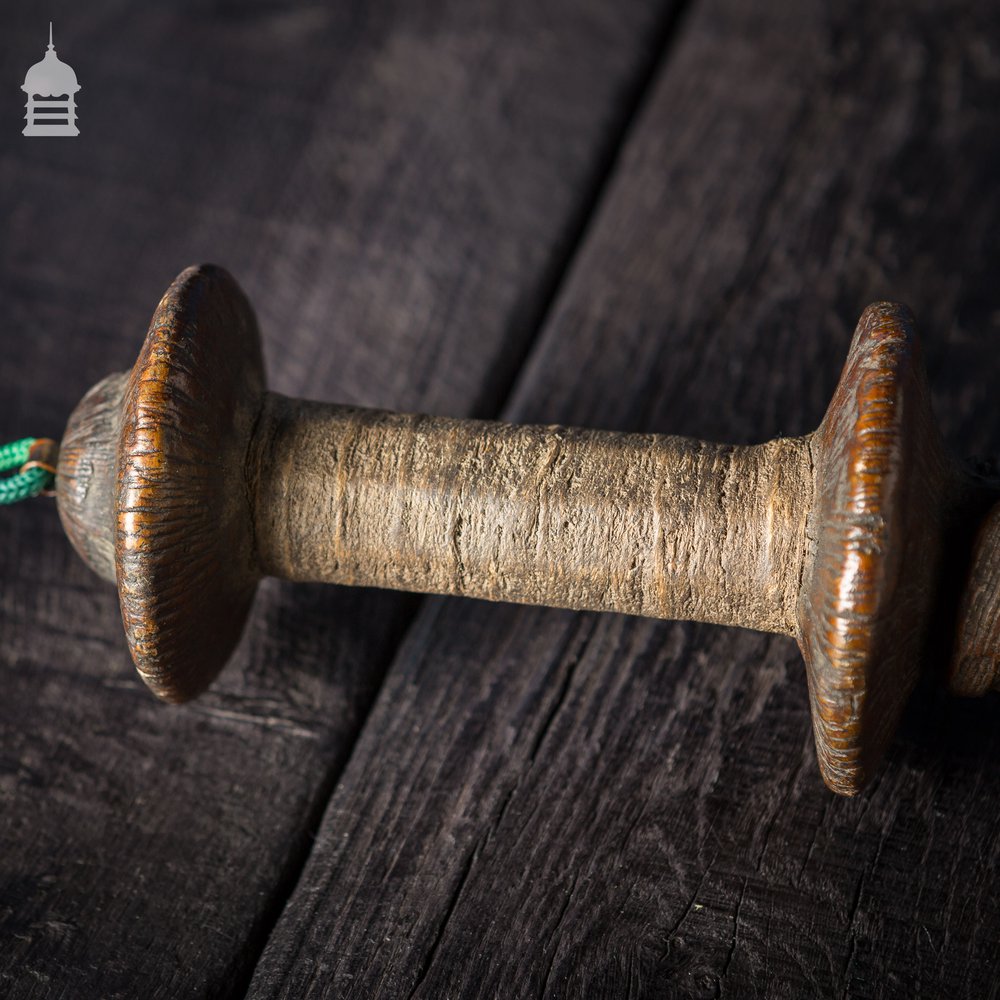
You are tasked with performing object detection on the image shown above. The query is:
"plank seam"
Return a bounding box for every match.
[467,0,699,421]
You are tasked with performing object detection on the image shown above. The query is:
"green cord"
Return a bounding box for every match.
[0,437,55,504]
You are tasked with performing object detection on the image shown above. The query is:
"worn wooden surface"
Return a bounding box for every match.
[0,1,675,996]
[3,0,1000,997]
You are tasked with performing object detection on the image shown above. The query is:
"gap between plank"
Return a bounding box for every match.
[468,0,698,422]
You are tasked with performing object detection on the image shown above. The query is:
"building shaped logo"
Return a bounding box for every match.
[22,23,80,137]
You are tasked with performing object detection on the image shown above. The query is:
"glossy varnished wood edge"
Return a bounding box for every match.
[798,303,952,794]
[116,265,266,701]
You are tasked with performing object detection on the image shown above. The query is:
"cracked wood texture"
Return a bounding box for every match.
[0,0,678,996]
[246,0,1000,998]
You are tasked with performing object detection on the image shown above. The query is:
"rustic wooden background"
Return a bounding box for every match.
[2,1,1000,997]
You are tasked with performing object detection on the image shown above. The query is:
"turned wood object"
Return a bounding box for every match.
[54,266,1000,795]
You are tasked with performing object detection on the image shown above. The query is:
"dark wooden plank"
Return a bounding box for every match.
[0,2,675,996]
[247,0,1000,997]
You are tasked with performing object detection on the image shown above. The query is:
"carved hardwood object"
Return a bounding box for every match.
[54,265,1000,795]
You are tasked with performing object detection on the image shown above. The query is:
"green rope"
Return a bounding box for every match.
[0,437,55,504]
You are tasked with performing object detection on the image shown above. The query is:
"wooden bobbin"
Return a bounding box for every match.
[54,265,1000,795]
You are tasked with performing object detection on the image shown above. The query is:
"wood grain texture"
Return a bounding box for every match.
[0,0,677,995]
[248,0,1000,997]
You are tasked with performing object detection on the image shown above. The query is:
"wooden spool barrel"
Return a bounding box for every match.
[54,266,1000,794]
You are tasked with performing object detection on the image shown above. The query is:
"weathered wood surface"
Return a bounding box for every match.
[248,0,1000,997]
[0,2,677,996]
